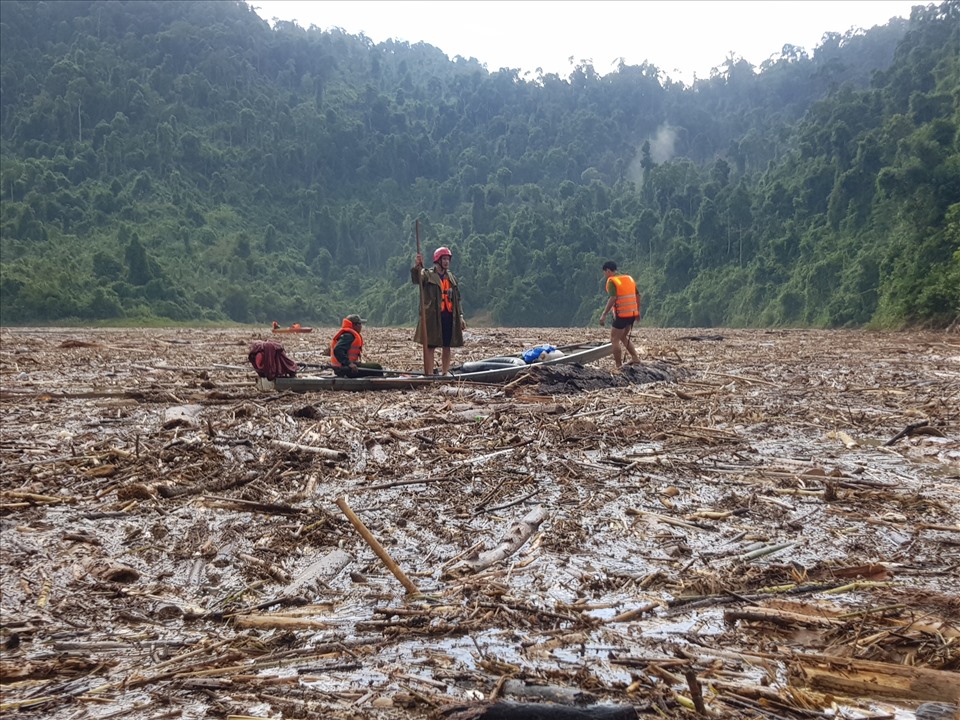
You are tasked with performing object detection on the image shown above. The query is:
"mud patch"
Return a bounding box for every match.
[519,361,684,394]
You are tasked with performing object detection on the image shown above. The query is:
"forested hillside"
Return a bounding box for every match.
[1,0,957,328]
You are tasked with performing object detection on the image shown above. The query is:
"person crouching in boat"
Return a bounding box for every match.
[330,315,384,378]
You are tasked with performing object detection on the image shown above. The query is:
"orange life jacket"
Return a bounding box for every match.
[330,322,363,367]
[440,274,453,313]
[609,274,640,318]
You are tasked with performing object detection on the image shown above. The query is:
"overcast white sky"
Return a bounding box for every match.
[247,1,918,84]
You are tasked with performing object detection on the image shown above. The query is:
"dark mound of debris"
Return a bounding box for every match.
[522,362,683,394]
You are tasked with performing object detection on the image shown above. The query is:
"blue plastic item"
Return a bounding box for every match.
[522,345,557,364]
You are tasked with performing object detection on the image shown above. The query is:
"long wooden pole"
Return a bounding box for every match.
[336,496,420,595]
[415,219,431,375]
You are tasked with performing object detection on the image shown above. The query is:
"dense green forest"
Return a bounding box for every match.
[1,0,957,328]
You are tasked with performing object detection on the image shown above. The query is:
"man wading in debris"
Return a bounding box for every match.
[330,314,384,378]
[599,260,642,371]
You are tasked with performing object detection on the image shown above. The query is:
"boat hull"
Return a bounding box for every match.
[258,342,613,392]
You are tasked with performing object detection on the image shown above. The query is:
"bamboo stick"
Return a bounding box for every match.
[738,541,796,561]
[415,219,431,375]
[608,602,660,623]
[336,496,420,595]
[232,615,331,630]
[270,439,346,460]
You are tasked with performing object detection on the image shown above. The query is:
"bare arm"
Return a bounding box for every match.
[599,297,617,325]
[600,278,617,325]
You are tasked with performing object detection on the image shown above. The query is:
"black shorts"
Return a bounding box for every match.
[431,311,454,348]
[611,315,637,330]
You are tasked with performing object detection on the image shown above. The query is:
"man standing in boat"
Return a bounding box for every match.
[599,261,642,371]
[412,247,466,375]
[330,315,384,378]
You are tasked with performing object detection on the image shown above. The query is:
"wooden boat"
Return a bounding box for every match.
[271,321,313,334]
[255,341,613,392]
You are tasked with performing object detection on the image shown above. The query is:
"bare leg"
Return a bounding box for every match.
[423,347,435,375]
[440,347,452,375]
[623,328,640,363]
[610,328,624,368]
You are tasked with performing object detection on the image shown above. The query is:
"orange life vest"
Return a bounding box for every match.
[609,274,640,318]
[440,274,453,313]
[330,324,363,367]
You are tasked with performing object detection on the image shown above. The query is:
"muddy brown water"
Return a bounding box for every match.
[1,326,957,719]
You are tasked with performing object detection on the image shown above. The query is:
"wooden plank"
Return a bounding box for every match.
[791,653,960,703]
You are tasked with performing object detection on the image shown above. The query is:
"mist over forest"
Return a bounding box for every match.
[1,0,957,328]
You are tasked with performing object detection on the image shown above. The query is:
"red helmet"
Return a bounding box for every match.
[433,246,452,263]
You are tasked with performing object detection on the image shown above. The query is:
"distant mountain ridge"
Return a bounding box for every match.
[1,0,957,328]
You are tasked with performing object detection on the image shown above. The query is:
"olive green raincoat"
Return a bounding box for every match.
[411,266,464,347]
